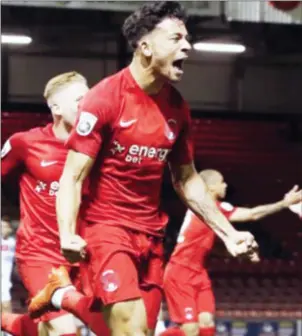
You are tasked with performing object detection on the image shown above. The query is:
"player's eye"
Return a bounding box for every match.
[170,35,181,42]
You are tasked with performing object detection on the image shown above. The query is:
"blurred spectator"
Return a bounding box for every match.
[1,216,16,314]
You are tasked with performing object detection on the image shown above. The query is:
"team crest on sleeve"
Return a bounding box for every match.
[1,139,12,158]
[76,111,98,136]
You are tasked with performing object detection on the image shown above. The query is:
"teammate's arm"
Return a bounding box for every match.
[229,185,302,223]
[170,161,258,260]
[1,133,26,178]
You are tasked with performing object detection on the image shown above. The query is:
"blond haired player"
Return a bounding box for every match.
[1,72,89,336]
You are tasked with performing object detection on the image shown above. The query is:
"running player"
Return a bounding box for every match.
[162,169,302,336]
[29,2,258,336]
[1,72,108,336]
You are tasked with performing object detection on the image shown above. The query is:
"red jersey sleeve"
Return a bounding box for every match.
[66,87,115,158]
[168,102,194,166]
[1,132,26,178]
[218,202,237,220]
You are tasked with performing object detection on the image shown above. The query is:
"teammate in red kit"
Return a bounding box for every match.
[1,72,109,336]
[29,2,258,335]
[162,169,302,336]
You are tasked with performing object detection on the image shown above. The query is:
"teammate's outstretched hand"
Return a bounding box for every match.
[223,230,260,262]
[60,234,87,263]
[283,185,302,207]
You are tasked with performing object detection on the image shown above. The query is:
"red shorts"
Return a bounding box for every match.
[84,224,164,329]
[163,262,215,324]
[17,259,81,322]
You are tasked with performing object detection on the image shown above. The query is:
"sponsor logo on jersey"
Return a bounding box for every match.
[35,180,59,196]
[76,111,98,136]
[110,141,171,164]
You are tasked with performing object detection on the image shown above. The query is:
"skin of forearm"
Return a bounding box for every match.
[56,174,82,238]
[249,200,285,221]
[174,174,236,241]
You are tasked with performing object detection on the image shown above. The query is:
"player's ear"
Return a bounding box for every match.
[139,38,152,58]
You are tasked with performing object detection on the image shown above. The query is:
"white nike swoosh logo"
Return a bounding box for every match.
[40,160,58,167]
[120,119,137,128]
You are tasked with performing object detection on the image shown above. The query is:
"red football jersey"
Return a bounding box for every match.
[169,202,237,271]
[1,123,72,265]
[67,67,193,236]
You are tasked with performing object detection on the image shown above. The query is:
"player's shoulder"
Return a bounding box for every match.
[21,124,51,141]
[2,129,30,154]
[219,201,235,212]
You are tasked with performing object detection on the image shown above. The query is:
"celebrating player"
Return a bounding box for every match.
[162,169,302,336]
[1,72,108,336]
[29,2,258,335]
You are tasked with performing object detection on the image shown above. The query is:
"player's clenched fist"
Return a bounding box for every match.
[223,230,260,262]
[60,234,87,263]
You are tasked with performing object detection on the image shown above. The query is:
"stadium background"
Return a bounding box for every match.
[1,1,302,335]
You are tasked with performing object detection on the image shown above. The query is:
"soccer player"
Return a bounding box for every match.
[1,72,108,336]
[29,2,258,335]
[162,169,302,336]
[1,216,16,315]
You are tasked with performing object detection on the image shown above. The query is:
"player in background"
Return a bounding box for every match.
[1,216,16,316]
[29,2,258,336]
[161,169,302,336]
[1,72,108,336]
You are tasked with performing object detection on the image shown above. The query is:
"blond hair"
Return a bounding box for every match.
[43,71,87,100]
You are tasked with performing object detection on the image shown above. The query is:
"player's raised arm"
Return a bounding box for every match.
[1,133,26,178]
[228,185,302,223]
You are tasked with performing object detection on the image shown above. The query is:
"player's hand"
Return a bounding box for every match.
[60,234,87,263]
[283,185,302,207]
[223,230,260,263]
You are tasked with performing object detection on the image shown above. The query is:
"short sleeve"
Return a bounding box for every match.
[1,132,26,178]
[168,102,194,166]
[219,202,237,220]
[66,86,115,158]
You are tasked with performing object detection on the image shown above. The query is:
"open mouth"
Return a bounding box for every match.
[172,59,185,71]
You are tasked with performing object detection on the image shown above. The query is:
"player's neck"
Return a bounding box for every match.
[129,58,164,95]
[52,122,71,141]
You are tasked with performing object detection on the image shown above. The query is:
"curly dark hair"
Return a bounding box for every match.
[122,1,187,50]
